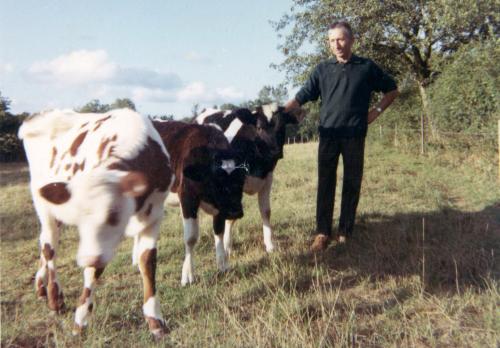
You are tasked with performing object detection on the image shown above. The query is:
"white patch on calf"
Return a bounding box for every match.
[214,234,229,272]
[223,220,235,257]
[143,296,162,319]
[258,172,275,252]
[262,102,278,122]
[208,123,223,132]
[196,108,219,124]
[224,118,243,143]
[221,159,236,174]
[74,298,91,327]
[181,217,199,286]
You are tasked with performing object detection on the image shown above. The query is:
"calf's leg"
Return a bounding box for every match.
[181,217,199,286]
[213,214,229,272]
[258,172,275,252]
[72,266,104,335]
[223,219,235,258]
[34,208,64,311]
[137,220,167,338]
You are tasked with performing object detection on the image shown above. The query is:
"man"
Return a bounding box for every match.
[284,21,399,252]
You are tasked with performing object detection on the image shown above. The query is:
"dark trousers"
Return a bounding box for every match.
[316,136,365,237]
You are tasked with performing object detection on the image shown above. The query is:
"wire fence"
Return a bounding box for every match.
[286,123,500,181]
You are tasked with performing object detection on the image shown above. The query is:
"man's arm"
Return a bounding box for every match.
[367,89,399,124]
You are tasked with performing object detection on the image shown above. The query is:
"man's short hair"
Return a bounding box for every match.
[328,21,353,38]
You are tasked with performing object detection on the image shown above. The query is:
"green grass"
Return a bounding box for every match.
[1,135,499,347]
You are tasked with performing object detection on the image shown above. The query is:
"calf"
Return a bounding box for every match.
[153,121,249,285]
[196,103,303,255]
[19,108,173,338]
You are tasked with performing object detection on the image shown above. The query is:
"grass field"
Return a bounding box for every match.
[1,135,499,347]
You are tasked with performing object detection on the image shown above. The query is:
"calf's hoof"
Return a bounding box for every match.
[47,290,65,313]
[146,317,168,339]
[72,323,84,336]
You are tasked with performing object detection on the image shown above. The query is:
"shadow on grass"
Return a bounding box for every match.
[262,203,500,295]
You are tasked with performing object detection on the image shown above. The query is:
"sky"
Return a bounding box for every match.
[0,0,295,118]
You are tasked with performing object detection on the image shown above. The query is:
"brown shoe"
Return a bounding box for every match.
[310,234,330,252]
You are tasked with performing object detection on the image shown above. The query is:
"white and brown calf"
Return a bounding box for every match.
[19,108,173,338]
[196,103,303,256]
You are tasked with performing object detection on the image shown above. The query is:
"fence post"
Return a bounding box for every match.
[420,113,425,155]
[379,125,383,139]
[394,124,398,147]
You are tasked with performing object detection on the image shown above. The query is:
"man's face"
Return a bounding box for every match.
[328,27,354,61]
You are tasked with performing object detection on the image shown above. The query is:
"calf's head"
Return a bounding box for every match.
[254,102,302,160]
[183,148,247,220]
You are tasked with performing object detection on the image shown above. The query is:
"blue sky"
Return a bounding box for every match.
[0,0,294,118]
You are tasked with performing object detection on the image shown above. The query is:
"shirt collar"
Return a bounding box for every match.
[328,54,361,65]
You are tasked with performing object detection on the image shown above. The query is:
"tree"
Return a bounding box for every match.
[0,92,11,118]
[239,84,289,109]
[110,98,136,111]
[273,0,498,133]
[219,103,239,111]
[191,103,200,118]
[257,84,289,104]
[76,99,110,113]
[430,39,499,132]
[76,98,137,113]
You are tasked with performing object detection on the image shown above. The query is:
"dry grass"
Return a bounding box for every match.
[1,135,499,347]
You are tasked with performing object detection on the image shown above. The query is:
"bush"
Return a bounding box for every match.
[430,39,499,133]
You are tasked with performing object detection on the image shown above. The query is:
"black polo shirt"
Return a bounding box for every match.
[295,54,397,138]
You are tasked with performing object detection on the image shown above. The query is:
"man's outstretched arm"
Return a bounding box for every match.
[367,89,399,124]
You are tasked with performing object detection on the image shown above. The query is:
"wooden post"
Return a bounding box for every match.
[379,125,382,139]
[420,113,425,155]
[394,124,398,147]
[498,119,500,181]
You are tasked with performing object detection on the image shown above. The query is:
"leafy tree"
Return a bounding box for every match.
[154,114,174,121]
[430,39,499,133]
[0,92,11,118]
[257,84,289,104]
[219,103,239,111]
[191,103,200,118]
[273,0,498,132]
[0,92,27,161]
[110,98,136,111]
[239,84,289,109]
[76,98,137,113]
[76,99,110,113]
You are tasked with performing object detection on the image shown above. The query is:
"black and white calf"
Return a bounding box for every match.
[195,103,303,255]
[153,121,250,285]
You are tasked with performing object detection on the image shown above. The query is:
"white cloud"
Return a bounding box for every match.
[29,50,117,84]
[176,82,210,102]
[175,82,245,103]
[28,50,182,90]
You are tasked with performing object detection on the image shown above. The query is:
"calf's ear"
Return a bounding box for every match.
[183,164,208,182]
[120,171,148,197]
[39,182,71,204]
